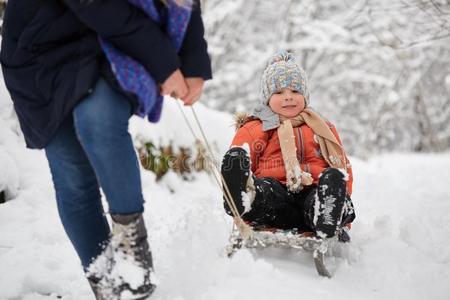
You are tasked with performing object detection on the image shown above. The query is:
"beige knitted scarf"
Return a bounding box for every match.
[278,108,347,192]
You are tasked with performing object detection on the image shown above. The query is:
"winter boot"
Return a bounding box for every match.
[313,168,347,239]
[337,226,351,243]
[337,196,356,242]
[341,196,356,226]
[110,213,156,300]
[86,239,115,299]
[221,147,255,215]
[87,276,106,300]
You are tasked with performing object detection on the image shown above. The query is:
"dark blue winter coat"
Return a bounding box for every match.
[0,0,212,149]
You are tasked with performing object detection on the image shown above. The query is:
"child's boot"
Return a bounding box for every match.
[337,197,356,242]
[221,147,255,215]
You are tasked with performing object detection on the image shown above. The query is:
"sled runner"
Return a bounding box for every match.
[226,225,351,278]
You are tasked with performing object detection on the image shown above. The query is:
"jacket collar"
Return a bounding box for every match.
[252,104,280,131]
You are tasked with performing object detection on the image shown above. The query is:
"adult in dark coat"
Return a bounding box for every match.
[0,0,212,298]
[1,0,211,149]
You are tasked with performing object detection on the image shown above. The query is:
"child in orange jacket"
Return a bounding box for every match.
[221,51,355,239]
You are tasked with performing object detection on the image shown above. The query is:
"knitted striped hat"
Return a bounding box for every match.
[261,50,310,105]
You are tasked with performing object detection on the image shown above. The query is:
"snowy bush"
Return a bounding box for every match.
[137,139,211,180]
[130,98,234,180]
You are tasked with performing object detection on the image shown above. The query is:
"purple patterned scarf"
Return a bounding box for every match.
[99,0,192,122]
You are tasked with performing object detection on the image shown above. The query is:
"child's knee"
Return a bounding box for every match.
[224,147,247,158]
[319,167,345,183]
[221,147,250,173]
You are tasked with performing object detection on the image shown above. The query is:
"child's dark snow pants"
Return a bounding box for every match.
[221,147,356,233]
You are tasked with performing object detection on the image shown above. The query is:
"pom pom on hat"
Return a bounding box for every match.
[267,50,296,65]
[261,50,310,105]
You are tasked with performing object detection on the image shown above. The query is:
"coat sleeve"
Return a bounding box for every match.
[177,0,212,79]
[230,121,268,173]
[62,0,179,83]
[329,124,353,196]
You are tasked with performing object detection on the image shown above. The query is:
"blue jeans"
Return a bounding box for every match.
[45,78,144,269]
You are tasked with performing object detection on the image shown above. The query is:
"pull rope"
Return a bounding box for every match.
[188,106,250,237]
[175,100,253,240]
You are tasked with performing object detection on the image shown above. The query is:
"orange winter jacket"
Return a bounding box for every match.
[231,119,353,195]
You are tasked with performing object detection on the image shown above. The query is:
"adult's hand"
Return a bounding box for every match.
[160,69,188,99]
[181,77,205,106]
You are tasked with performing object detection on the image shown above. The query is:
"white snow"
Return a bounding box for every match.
[1,81,450,299]
[240,190,252,214]
[111,255,146,290]
[321,195,337,226]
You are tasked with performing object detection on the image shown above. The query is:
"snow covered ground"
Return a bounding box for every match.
[1,88,450,299]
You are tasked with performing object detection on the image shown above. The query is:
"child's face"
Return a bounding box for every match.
[268,88,305,118]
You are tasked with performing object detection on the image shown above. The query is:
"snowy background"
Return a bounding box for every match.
[1,0,450,299]
[201,0,450,156]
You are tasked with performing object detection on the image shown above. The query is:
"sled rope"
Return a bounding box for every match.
[175,100,253,239]
[175,100,248,231]
[175,98,197,139]
[188,105,251,238]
